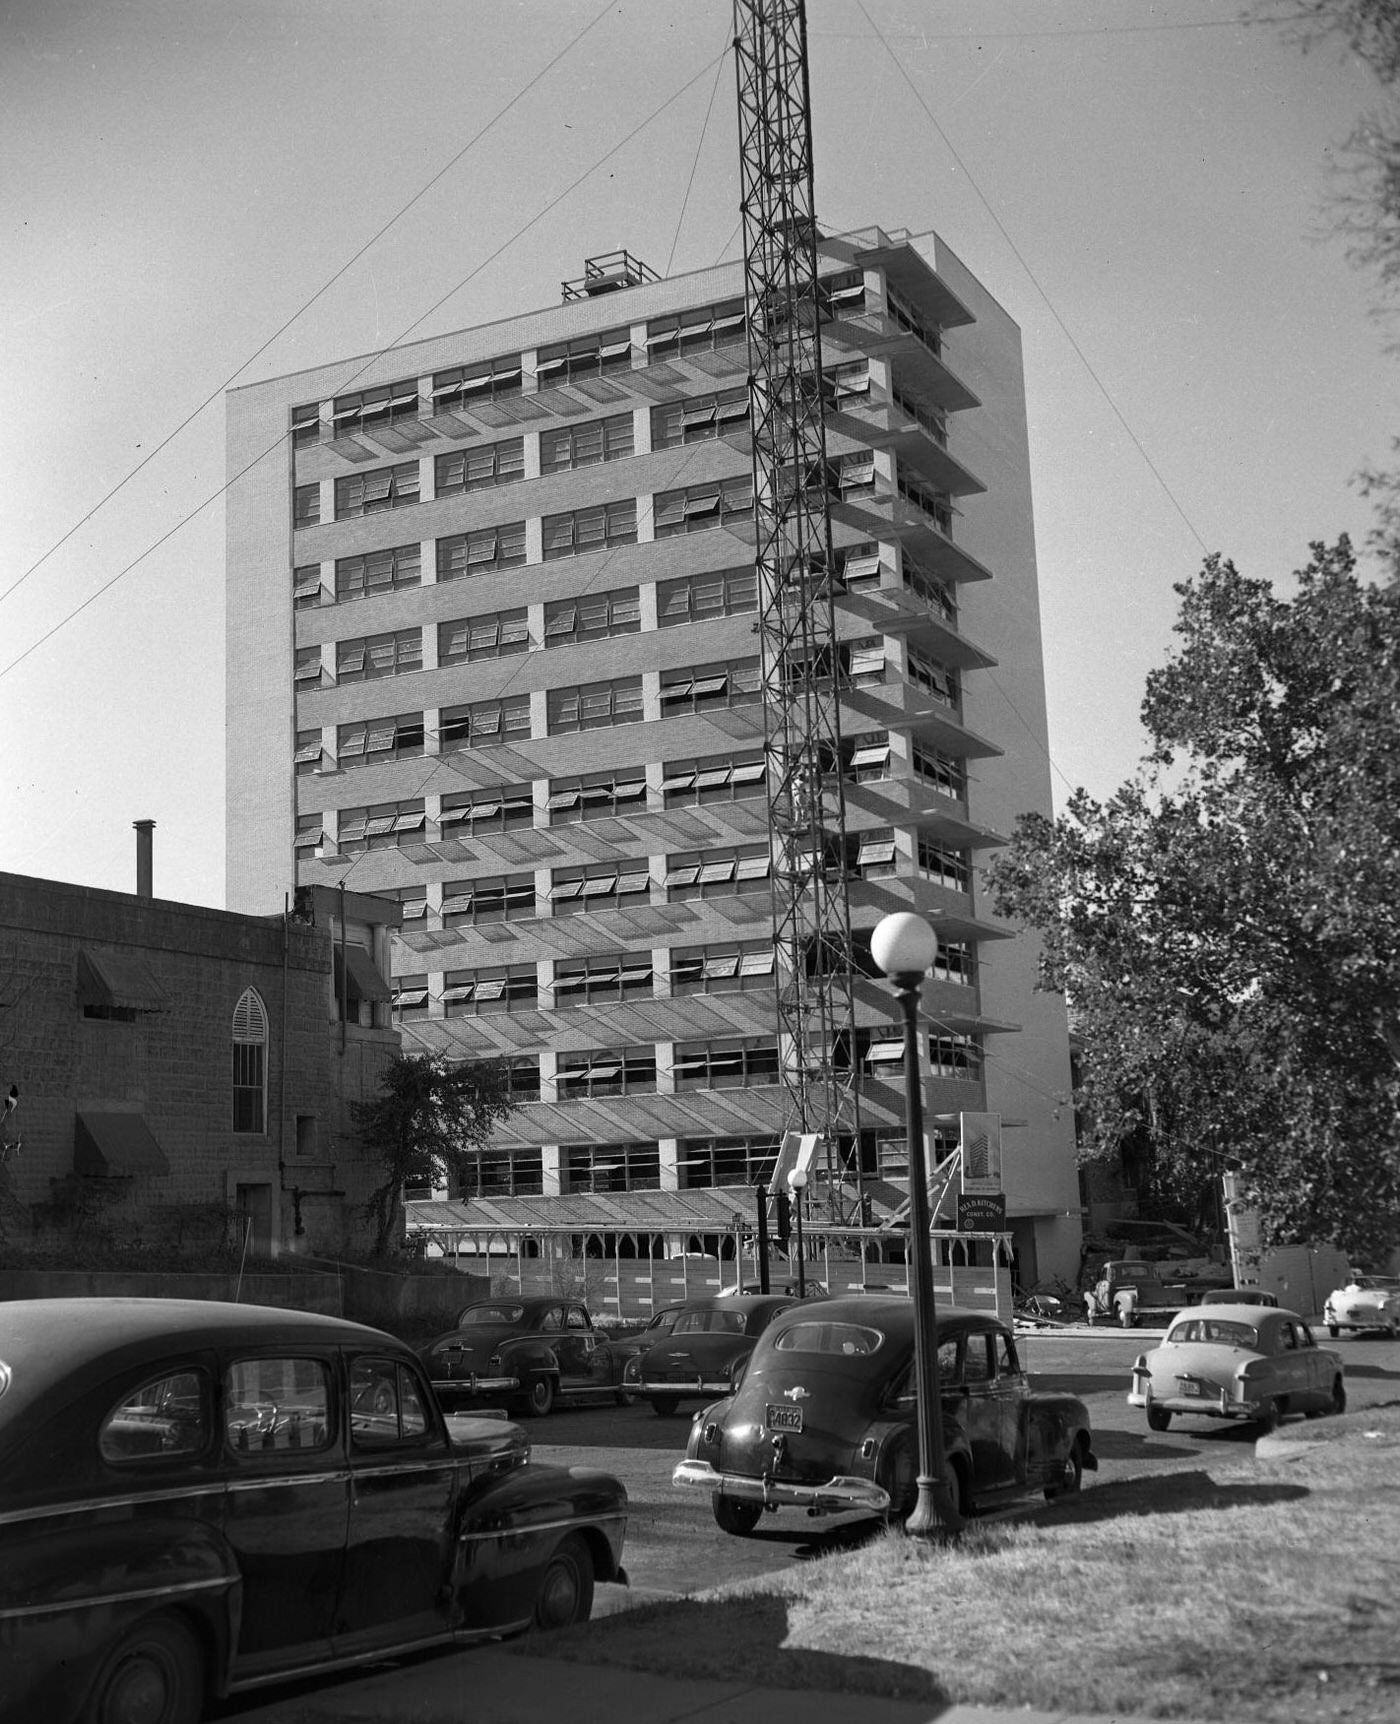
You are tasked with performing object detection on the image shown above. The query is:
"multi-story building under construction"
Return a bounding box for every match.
[225,226,1082,1287]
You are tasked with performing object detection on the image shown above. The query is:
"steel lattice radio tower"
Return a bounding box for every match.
[734,0,862,1223]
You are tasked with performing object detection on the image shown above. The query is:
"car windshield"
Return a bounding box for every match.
[1350,1277,1399,1291]
[772,1320,882,1357]
[673,1310,746,1336]
[1168,1318,1258,1348]
[459,1305,525,1326]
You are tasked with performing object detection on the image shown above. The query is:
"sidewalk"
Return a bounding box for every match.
[229,1642,1217,1724]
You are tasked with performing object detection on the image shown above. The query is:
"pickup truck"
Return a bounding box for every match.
[1083,1261,1168,1326]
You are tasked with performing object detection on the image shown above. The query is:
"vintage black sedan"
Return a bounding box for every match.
[673,1296,1096,1535]
[422,1296,631,1416]
[622,1293,800,1416]
[0,1298,627,1724]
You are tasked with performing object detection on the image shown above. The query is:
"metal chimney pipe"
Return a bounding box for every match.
[133,819,155,898]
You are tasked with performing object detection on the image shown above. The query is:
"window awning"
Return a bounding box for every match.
[335,945,392,1001]
[78,950,169,1013]
[75,1111,170,1177]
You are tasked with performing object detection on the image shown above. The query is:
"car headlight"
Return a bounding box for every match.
[623,1357,641,1384]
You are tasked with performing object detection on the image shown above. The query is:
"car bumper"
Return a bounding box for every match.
[672,1458,890,1515]
[430,1373,520,1399]
[633,1376,730,1398]
[1128,1385,1264,1420]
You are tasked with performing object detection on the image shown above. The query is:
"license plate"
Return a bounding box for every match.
[1179,1380,1204,1397]
[766,1403,803,1433]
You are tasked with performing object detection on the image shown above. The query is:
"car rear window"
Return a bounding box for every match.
[100,1369,210,1462]
[673,1310,745,1336]
[1168,1318,1257,1348]
[460,1304,524,1326]
[772,1321,882,1357]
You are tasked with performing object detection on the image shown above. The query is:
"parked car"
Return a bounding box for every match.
[1322,1275,1400,1338]
[0,1298,627,1724]
[1127,1303,1345,1433]
[1199,1287,1278,1307]
[673,1296,1096,1535]
[421,1296,632,1416]
[622,1293,800,1415]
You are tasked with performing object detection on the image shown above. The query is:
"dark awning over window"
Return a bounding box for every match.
[75,1111,171,1176]
[335,945,392,1002]
[78,950,169,1013]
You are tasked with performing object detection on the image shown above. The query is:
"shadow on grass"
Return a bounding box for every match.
[514,1592,952,1709]
[1035,1468,1308,1526]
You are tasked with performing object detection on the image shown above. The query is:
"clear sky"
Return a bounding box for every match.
[1,0,1393,909]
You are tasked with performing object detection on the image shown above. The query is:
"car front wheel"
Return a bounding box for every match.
[1256,1398,1280,1435]
[1329,1377,1347,1416]
[533,1533,594,1629]
[650,1393,680,1417]
[523,1374,556,1418]
[83,1612,203,1724]
[713,1493,764,1536]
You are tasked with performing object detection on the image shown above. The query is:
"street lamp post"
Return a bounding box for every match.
[870,911,962,1538]
[787,1166,807,1297]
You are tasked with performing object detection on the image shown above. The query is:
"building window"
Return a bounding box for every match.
[294,813,324,855]
[336,713,425,768]
[676,1134,778,1189]
[294,729,324,776]
[845,637,886,687]
[334,462,421,520]
[292,404,321,449]
[294,647,323,687]
[437,521,527,580]
[543,587,641,648]
[439,783,534,838]
[900,551,956,622]
[886,282,941,355]
[430,354,522,414]
[852,827,898,880]
[441,873,536,927]
[644,299,745,362]
[664,845,769,901]
[331,380,420,439]
[434,437,525,496]
[548,861,651,915]
[653,475,754,537]
[393,974,431,1018]
[847,733,892,783]
[232,989,268,1134]
[816,268,868,321]
[658,657,762,716]
[656,566,757,627]
[336,799,426,853]
[661,752,766,808]
[912,743,965,800]
[394,884,429,923]
[555,1047,656,1101]
[933,941,975,986]
[821,360,872,409]
[535,328,633,387]
[294,484,320,529]
[439,694,531,751]
[896,468,953,536]
[539,413,634,473]
[835,543,884,591]
[673,1040,780,1090]
[335,544,422,603]
[546,677,643,734]
[541,499,637,560]
[650,386,748,449]
[561,1141,660,1195]
[906,645,958,707]
[456,1147,543,1198]
[442,965,538,1017]
[335,628,422,682]
[546,769,647,825]
[439,607,530,664]
[550,953,654,1008]
[929,1033,982,1080]
[670,942,775,995]
[293,564,324,610]
[918,838,969,891]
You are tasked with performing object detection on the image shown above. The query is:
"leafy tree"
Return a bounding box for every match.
[355,1053,515,1256]
[986,541,1400,1260]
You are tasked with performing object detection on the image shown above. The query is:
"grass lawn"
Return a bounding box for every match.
[516,1408,1400,1721]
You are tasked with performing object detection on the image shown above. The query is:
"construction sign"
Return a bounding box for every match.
[958,1112,1003,1195]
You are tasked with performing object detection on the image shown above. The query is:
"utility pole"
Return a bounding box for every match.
[734,0,862,1223]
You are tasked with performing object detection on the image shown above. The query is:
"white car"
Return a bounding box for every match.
[1322,1275,1400,1338]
